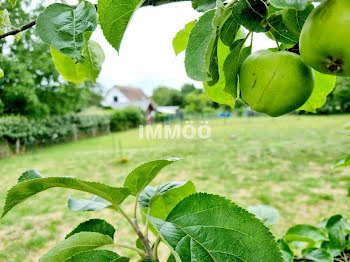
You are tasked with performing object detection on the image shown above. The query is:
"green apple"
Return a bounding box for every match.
[300,0,350,77]
[239,50,314,117]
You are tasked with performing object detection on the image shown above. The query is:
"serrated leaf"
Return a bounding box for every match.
[50,40,105,84]
[0,9,11,27]
[68,195,112,212]
[0,68,3,78]
[18,169,44,183]
[185,10,218,82]
[282,4,314,36]
[173,20,196,55]
[267,14,299,44]
[220,14,240,47]
[150,193,283,262]
[124,158,180,196]
[38,232,113,262]
[98,0,143,53]
[1,176,130,217]
[192,0,216,12]
[64,250,121,262]
[278,239,294,262]
[248,205,280,226]
[285,225,328,249]
[223,38,245,97]
[302,248,333,262]
[65,219,115,240]
[139,186,156,208]
[270,0,310,10]
[36,1,97,60]
[233,0,269,33]
[204,40,235,107]
[299,70,336,113]
[325,215,349,253]
[140,181,196,220]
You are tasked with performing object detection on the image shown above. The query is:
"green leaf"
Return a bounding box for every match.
[285,225,328,249]
[325,215,349,253]
[50,40,105,84]
[1,176,130,218]
[270,0,310,10]
[18,169,44,183]
[185,10,218,82]
[0,9,11,27]
[248,205,280,227]
[333,154,350,168]
[282,4,314,36]
[278,239,294,262]
[65,219,115,240]
[98,0,143,53]
[173,20,196,55]
[219,14,240,47]
[38,232,113,262]
[302,248,333,262]
[223,38,245,97]
[64,250,121,262]
[299,70,336,113]
[204,40,235,107]
[139,186,156,208]
[68,195,112,212]
[124,158,180,196]
[111,258,130,262]
[15,31,22,41]
[267,14,299,44]
[0,68,3,78]
[192,0,216,12]
[233,0,269,33]
[150,193,283,262]
[9,0,17,7]
[36,1,97,60]
[140,181,196,220]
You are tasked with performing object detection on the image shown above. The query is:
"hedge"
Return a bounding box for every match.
[0,114,111,146]
[0,107,145,152]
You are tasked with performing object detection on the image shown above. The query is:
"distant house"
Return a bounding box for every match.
[102,86,158,123]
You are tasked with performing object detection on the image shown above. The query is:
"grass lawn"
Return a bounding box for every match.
[1,115,350,261]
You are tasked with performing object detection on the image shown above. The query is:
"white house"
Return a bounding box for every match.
[102,86,158,123]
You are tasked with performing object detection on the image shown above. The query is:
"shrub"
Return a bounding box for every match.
[110,107,144,132]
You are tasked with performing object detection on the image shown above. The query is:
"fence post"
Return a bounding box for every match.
[73,124,78,141]
[106,124,111,134]
[92,126,97,137]
[15,138,20,154]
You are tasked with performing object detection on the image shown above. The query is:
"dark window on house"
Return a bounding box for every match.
[113,96,118,102]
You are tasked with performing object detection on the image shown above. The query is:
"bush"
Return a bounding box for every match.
[110,107,144,132]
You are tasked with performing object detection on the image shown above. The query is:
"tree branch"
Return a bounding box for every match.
[0,0,190,41]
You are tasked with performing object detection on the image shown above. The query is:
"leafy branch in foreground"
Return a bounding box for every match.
[1,159,284,262]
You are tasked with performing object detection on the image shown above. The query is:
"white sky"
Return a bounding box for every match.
[89,2,276,95]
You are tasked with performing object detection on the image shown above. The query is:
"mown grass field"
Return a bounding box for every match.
[1,115,350,261]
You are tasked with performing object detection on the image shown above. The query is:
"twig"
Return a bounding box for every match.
[153,236,161,260]
[115,204,154,260]
[0,0,190,41]
[0,20,36,40]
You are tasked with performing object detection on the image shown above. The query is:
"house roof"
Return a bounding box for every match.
[115,86,149,102]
